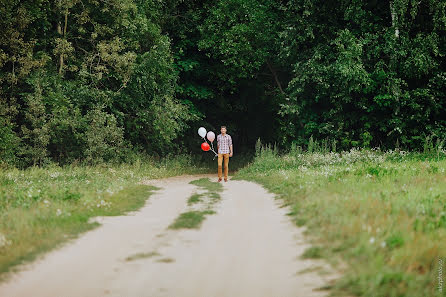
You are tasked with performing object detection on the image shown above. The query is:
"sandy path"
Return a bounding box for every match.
[0,175,336,297]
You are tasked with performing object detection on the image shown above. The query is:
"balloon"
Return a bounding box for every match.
[206,131,215,142]
[198,127,207,138]
[201,142,210,151]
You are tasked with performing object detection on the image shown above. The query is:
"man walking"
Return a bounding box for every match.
[217,126,233,182]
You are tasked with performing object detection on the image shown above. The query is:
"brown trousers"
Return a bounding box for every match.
[218,153,230,179]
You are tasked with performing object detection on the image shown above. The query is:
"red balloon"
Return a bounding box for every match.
[201,142,210,151]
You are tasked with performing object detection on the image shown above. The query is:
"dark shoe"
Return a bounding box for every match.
[218,178,222,182]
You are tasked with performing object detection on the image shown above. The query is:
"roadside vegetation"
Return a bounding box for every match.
[170,178,223,229]
[236,140,446,297]
[0,156,203,280]
[169,210,216,230]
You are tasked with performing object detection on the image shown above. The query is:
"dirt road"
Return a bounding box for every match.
[0,175,337,297]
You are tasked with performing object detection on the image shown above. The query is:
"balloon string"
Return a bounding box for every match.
[203,137,218,159]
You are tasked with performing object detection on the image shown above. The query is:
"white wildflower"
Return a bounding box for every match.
[56,209,62,216]
[0,233,12,248]
[49,172,60,178]
[369,237,375,244]
[380,241,386,248]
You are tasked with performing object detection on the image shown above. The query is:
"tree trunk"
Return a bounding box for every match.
[390,1,399,38]
[389,1,400,119]
[266,60,285,95]
[57,7,68,75]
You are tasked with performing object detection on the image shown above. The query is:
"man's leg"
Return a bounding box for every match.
[224,153,229,181]
[217,154,223,181]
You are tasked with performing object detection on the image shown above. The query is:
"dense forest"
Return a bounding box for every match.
[1,0,445,167]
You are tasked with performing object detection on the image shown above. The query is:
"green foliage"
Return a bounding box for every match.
[1,0,446,164]
[19,78,51,166]
[0,0,194,166]
[279,0,446,149]
[198,0,280,81]
[83,107,125,163]
[0,118,19,166]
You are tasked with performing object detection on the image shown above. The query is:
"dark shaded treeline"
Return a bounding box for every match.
[1,0,445,166]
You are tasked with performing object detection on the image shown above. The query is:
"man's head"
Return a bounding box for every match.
[220,126,227,135]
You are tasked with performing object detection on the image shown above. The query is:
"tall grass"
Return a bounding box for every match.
[0,155,203,280]
[236,144,446,297]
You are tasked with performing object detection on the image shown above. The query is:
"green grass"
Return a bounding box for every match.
[301,246,324,259]
[156,257,175,263]
[236,147,446,297]
[189,177,223,194]
[0,155,204,280]
[187,193,203,205]
[188,177,223,204]
[173,178,224,228]
[125,251,160,261]
[169,210,215,229]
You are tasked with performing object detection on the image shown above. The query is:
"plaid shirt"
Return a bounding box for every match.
[217,134,232,154]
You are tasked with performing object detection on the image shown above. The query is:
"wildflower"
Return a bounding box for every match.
[380,241,386,248]
[0,233,12,248]
[49,172,60,178]
[56,209,62,216]
[44,200,50,204]
[369,237,375,244]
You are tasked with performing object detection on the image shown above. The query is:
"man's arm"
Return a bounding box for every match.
[216,135,219,153]
[230,145,233,157]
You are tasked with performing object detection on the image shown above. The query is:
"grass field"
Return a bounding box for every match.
[236,146,446,297]
[0,155,204,280]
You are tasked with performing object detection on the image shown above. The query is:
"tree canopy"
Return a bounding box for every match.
[1,0,445,166]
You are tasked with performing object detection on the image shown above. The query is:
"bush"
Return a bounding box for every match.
[83,107,125,163]
[0,119,19,166]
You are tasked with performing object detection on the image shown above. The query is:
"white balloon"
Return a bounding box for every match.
[198,127,207,138]
[207,131,215,142]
